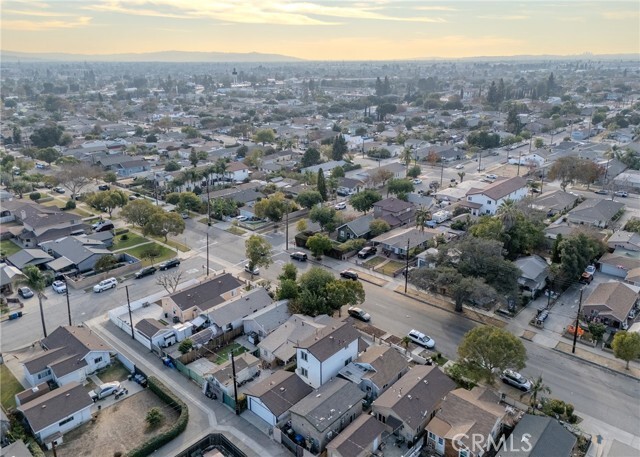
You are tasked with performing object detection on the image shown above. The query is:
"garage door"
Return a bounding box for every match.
[248,397,275,426]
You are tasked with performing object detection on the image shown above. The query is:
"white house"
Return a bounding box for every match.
[17,382,93,448]
[466,176,528,215]
[23,326,112,387]
[246,371,313,426]
[134,318,177,350]
[295,320,360,388]
[508,152,545,168]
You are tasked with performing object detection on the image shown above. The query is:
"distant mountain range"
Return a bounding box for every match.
[1,50,637,63]
[0,50,303,63]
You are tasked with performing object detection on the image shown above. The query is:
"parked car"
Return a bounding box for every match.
[455,164,464,169]
[90,381,121,401]
[584,265,596,275]
[93,277,117,293]
[614,191,628,197]
[407,329,435,348]
[52,280,67,294]
[486,174,498,180]
[236,215,248,221]
[340,270,359,280]
[579,272,593,285]
[159,259,181,270]
[98,184,111,191]
[290,251,308,261]
[594,189,608,195]
[52,187,65,194]
[358,246,377,259]
[92,220,114,232]
[181,212,190,219]
[128,195,137,201]
[135,266,157,279]
[18,287,34,299]
[334,201,347,210]
[412,178,422,185]
[544,289,559,300]
[245,264,259,275]
[348,307,371,322]
[500,369,531,391]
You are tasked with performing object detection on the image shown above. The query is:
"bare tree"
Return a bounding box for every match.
[155,271,184,294]
[57,163,101,197]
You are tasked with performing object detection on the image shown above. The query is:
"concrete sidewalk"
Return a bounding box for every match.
[554,341,640,380]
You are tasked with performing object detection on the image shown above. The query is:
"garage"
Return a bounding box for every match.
[248,396,276,426]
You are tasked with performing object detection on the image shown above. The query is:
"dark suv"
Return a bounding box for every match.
[159,259,181,271]
[358,246,377,259]
[340,270,359,280]
[290,252,308,261]
[135,266,157,279]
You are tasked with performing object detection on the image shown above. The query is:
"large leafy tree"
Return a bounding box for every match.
[331,134,348,161]
[558,232,606,281]
[86,190,128,217]
[254,192,290,223]
[177,192,202,212]
[458,326,527,383]
[296,190,323,210]
[611,331,640,369]
[350,189,381,214]
[386,178,414,197]
[18,265,48,337]
[36,147,61,164]
[306,233,333,259]
[290,267,365,316]
[254,129,275,145]
[301,148,321,168]
[245,235,272,277]
[143,212,185,242]
[369,219,390,237]
[57,163,101,197]
[309,206,341,233]
[120,199,163,227]
[316,169,328,201]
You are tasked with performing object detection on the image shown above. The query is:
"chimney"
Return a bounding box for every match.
[20,210,27,220]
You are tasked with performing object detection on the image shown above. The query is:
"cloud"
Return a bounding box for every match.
[86,0,446,25]
[602,10,640,20]
[2,9,76,18]
[478,15,528,20]
[413,6,458,11]
[2,16,92,31]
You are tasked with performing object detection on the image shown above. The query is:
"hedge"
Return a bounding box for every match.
[115,228,130,236]
[126,376,189,457]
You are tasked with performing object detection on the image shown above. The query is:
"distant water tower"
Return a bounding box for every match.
[232,68,238,86]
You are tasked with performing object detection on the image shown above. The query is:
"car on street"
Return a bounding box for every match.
[290,251,308,261]
[500,369,532,391]
[90,381,121,401]
[158,259,180,271]
[245,264,259,275]
[357,246,377,259]
[579,272,593,285]
[334,201,347,210]
[98,184,111,191]
[594,189,608,195]
[52,280,67,294]
[486,174,498,180]
[18,287,34,299]
[412,178,422,185]
[135,266,157,279]
[340,270,358,280]
[407,329,435,348]
[348,307,371,322]
[585,265,596,275]
[614,191,628,197]
[236,215,248,222]
[52,187,66,194]
[93,277,117,293]
[92,220,115,232]
[455,164,464,169]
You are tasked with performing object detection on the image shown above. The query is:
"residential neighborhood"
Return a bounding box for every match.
[1,50,639,457]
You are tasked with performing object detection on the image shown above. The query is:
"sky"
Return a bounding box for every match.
[1,0,639,60]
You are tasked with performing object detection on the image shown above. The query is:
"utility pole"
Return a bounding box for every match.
[517,148,522,176]
[440,161,444,187]
[230,351,240,415]
[285,204,290,251]
[572,288,584,354]
[477,150,483,172]
[540,167,545,194]
[125,285,135,340]
[64,275,72,326]
[153,179,159,206]
[404,238,410,293]
[206,230,210,277]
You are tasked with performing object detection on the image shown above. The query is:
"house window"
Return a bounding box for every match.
[377,413,386,424]
[300,367,308,378]
[344,357,352,366]
[94,357,103,364]
[59,416,74,426]
[428,431,436,440]
[487,200,492,205]
[37,369,51,379]
[300,351,308,361]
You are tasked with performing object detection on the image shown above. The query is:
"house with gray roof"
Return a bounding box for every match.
[204,352,260,398]
[289,378,366,454]
[372,197,415,228]
[295,320,361,389]
[336,214,374,241]
[40,236,112,273]
[372,226,438,256]
[17,381,94,447]
[7,249,54,270]
[134,318,176,350]
[0,262,24,295]
[566,198,624,228]
[242,299,290,339]
[327,414,386,457]
[607,230,640,252]
[496,414,576,457]
[530,189,579,216]
[513,255,549,297]
[301,160,346,175]
[207,287,273,333]
[582,281,638,328]
[246,371,313,426]
[161,273,245,323]
[23,326,113,387]
[372,365,456,444]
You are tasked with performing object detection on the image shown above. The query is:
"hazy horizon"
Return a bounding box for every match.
[1,1,639,61]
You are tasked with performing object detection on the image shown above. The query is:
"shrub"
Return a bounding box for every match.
[120,234,129,241]
[145,407,164,428]
[178,339,193,354]
[29,192,41,201]
[114,228,129,236]
[65,200,76,210]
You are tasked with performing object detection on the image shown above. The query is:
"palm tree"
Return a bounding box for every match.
[496,199,520,231]
[400,147,413,175]
[415,206,432,232]
[401,336,411,354]
[18,265,48,338]
[522,375,551,409]
[457,171,466,182]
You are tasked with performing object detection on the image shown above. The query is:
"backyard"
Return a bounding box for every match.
[0,240,21,257]
[212,342,247,365]
[47,389,179,457]
[95,359,131,383]
[0,364,24,410]
[123,242,175,266]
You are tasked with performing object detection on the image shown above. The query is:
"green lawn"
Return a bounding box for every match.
[109,233,149,251]
[363,256,385,268]
[97,360,131,383]
[146,234,190,252]
[0,364,24,410]
[226,226,246,236]
[124,242,175,266]
[380,260,405,276]
[214,343,247,365]
[0,240,22,257]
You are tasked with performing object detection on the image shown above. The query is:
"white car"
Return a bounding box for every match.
[585,265,596,275]
[334,202,347,210]
[90,381,121,401]
[52,280,67,294]
[407,329,435,348]
[455,164,464,169]
[412,178,422,185]
[486,174,497,180]
[93,277,117,293]
[500,369,532,391]
[236,215,248,222]
[244,264,259,275]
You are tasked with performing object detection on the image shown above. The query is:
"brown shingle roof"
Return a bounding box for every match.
[296,321,360,362]
[583,282,638,323]
[247,372,313,418]
[467,176,527,201]
[327,415,386,456]
[169,273,243,311]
